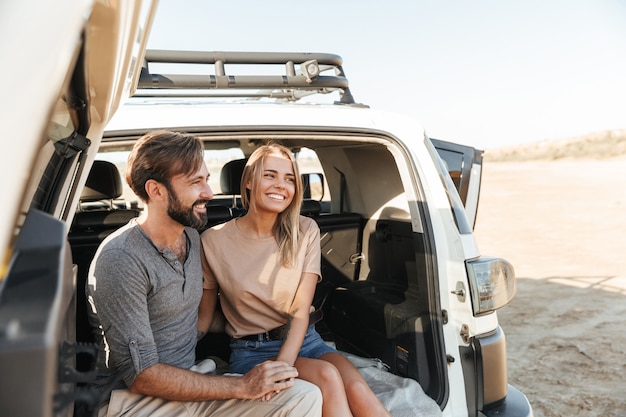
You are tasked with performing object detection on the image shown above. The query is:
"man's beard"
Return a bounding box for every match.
[166,186,208,229]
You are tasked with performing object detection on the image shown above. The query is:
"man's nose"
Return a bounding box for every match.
[202,183,214,200]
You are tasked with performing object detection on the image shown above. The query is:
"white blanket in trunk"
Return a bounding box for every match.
[341,351,442,417]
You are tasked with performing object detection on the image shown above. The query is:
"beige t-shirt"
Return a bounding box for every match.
[200,216,321,338]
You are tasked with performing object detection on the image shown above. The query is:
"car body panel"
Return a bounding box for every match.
[0,1,158,416]
[0,0,157,267]
[0,0,92,265]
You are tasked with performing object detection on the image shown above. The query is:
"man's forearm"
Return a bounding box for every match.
[130,363,245,401]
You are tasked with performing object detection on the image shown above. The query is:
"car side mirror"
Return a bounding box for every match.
[302,173,325,201]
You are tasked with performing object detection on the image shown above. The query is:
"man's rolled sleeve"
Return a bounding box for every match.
[91,248,160,387]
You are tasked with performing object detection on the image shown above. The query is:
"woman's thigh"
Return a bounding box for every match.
[317,352,366,384]
[294,356,342,387]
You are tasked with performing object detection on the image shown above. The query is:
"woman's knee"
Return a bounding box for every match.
[344,377,373,401]
[314,360,344,388]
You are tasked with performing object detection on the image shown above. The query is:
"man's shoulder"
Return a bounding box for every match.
[100,221,141,249]
[91,223,149,278]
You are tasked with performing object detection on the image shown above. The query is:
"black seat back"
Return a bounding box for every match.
[69,161,141,343]
[220,158,246,196]
[219,158,246,214]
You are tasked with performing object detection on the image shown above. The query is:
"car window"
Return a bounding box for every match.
[426,137,473,235]
[295,147,329,203]
[435,148,463,192]
[94,147,245,206]
[94,145,329,206]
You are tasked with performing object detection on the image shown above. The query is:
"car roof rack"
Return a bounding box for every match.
[135,50,357,104]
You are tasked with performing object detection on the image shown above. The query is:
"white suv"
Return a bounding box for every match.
[0,3,532,417]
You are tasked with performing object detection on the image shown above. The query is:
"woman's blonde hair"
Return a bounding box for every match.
[241,143,303,267]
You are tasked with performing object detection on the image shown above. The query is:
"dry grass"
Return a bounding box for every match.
[484,129,626,162]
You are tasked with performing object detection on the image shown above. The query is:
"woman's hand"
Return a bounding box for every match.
[241,360,298,400]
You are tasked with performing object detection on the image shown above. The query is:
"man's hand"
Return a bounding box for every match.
[241,360,298,400]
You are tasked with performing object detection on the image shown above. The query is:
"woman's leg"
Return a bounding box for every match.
[318,352,392,417]
[294,357,353,417]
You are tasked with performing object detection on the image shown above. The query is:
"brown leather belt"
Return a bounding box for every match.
[239,309,323,342]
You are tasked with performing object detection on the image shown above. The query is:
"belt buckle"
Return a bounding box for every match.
[262,331,270,342]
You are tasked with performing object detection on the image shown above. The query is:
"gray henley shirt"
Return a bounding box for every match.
[86,219,203,395]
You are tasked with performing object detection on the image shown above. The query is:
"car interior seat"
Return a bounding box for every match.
[70,160,141,243]
[69,160,141,344]
[216,158,247,217]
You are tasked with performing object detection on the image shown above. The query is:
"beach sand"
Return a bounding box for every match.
[473,157,626,417]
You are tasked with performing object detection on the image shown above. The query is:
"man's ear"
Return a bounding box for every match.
[145,179,167,201]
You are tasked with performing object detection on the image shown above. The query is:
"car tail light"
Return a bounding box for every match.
[466,257,516,316]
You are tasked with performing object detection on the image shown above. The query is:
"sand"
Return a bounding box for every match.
[473,157,626,417]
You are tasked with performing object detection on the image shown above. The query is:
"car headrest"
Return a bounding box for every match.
[220,158,247,195]
[81,160,123,202]
[300,199,322,217]
[206,205,232,225]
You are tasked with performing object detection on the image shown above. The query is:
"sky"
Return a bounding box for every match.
[146,0,626,150]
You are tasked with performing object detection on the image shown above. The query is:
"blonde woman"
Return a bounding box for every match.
[199,143,391,417]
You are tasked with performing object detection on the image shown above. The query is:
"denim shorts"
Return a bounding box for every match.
[229,324,336,374]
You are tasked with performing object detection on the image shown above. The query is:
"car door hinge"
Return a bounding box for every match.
[460,324,470,344]
[54,131,91,159]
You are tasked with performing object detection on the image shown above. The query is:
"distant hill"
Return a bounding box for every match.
[484,129,626,162]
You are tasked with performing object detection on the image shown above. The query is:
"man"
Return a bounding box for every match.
[86,130,322,416]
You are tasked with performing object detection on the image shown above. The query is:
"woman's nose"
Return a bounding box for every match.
[275,176,291,189]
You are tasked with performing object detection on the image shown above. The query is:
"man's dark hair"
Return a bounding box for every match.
[126,130,204,202]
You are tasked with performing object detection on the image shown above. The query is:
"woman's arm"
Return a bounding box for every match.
[197,288,218,340]
[276,271,319,366]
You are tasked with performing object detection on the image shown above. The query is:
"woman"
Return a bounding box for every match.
[199,143,391,417]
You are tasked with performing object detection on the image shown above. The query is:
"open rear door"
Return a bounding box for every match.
[431,138,483,228]
[0,2,158,415]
